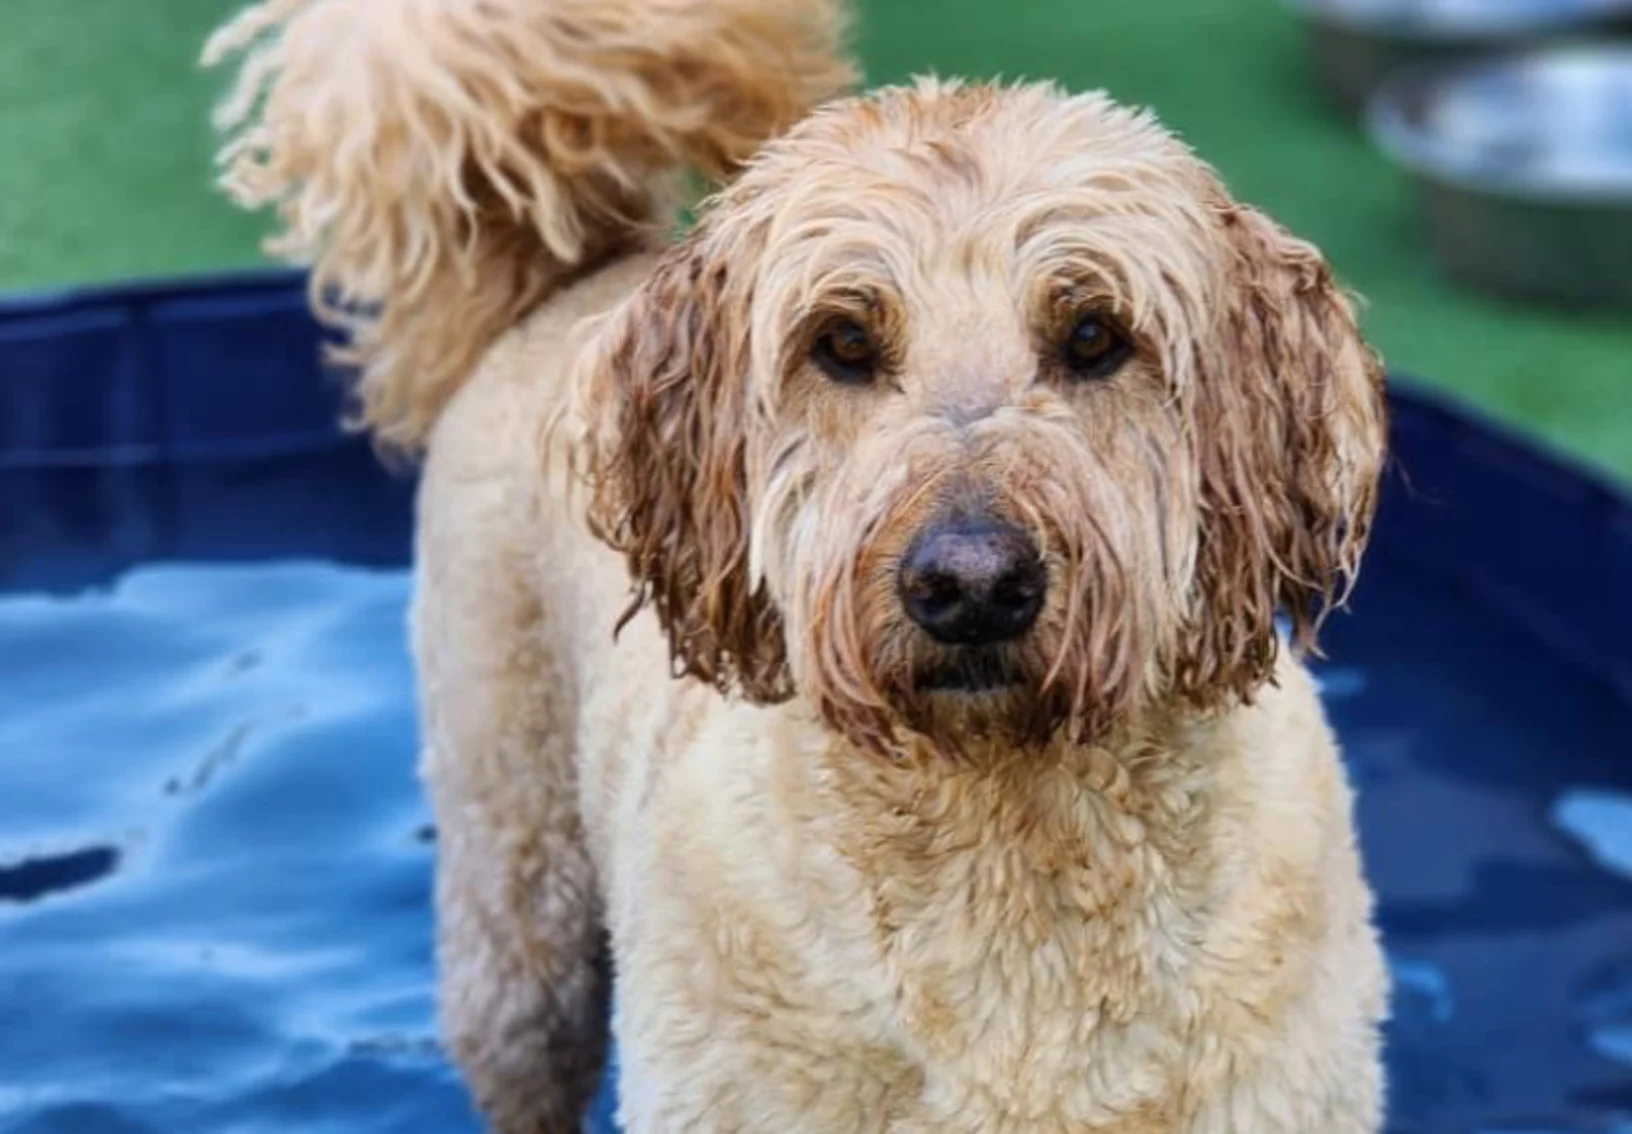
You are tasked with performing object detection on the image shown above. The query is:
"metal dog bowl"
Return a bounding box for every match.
[1369,44,1632,307]
[1285,0,1632,115]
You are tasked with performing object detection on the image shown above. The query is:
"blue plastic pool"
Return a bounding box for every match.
[2,273,1629,1133]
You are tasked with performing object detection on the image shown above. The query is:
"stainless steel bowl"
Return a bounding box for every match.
[1285,0,1632,115]
[1368,44,1632,308]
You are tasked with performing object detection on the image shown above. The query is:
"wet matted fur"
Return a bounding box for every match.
[207,0,1389,1130]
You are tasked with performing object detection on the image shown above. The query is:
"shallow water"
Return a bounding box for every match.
[0,563,479,1134]
[1,555,1629,1133]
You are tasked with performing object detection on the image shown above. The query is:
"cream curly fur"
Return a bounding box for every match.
[206,2,1389,1131]
[205,0,853,451]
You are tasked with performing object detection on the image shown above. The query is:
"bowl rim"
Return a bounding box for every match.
[1366,42,1632,203]
[1283,0,1632,44]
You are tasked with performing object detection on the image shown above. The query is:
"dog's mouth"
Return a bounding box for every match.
[914,648,1027,693]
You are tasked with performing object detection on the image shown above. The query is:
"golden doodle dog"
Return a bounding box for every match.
[206,0,1390,1129]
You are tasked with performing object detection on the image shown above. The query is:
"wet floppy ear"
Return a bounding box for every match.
[570,229,792,702]
[1181,202,1388,701]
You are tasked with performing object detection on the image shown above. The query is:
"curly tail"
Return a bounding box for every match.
[203,0,854,453]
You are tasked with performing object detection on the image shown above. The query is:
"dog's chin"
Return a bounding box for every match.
[895,647,1063,754]
[913,647,1029,694]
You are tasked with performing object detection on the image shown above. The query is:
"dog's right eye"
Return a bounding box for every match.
[811,319,878,385]
[1061,313,1133,380]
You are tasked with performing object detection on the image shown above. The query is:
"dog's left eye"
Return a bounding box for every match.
[811,319,878,385]
[1062,314,1133,379]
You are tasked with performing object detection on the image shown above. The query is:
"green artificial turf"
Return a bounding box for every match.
[0,0,262,290]
[1,0,1628,481]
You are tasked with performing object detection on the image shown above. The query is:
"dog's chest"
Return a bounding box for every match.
[618,722,1247,1131]
[806,747,1220,1129]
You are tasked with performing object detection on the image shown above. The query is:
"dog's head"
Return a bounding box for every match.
[571,80,1386,757]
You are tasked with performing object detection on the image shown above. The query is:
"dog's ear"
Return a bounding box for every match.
[1180,203,1387,702]
[570,227,793,703]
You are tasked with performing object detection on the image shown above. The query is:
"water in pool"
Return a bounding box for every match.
[1,555,1629,1133]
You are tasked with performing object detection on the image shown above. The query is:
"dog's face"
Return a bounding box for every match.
[573,80,1386,757]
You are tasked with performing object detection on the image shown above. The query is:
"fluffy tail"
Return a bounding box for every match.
[203,0,854,453]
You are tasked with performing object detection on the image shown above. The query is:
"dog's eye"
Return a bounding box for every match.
[1062,314,1132,379]
[811,319,878,385]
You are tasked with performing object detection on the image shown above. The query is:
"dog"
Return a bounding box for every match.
[205,0,1390,1129]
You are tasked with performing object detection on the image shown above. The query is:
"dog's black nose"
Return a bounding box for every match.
[898,520,1045,646]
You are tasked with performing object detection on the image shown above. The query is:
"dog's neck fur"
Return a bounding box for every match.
[778,708,1231,1115]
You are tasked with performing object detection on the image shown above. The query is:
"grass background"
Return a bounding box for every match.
[1,0,1627,481]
